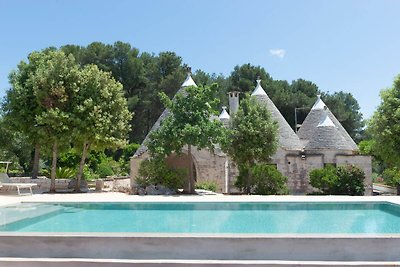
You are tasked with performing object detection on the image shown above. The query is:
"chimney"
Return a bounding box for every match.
[228,91,240,115]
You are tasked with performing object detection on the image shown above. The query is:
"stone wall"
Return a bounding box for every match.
[130,149,228,193]
[130,147,372,195]
[0,177,71,193]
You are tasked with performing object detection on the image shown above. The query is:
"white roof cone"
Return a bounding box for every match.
[181,72,197,87]
[251,78,267,96]
[312,95,327,110]
[219,106,230,120]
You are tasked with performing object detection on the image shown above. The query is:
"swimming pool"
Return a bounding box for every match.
[1,201,400,233]
[1,200,400,263]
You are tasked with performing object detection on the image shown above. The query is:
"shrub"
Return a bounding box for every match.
[310,165,365,195]
[196,181,218,192]
[235,164,289,195]
[121,143,140,162]
[136,158,186,190]
[309,165,338,194]
[82,165,99,181]
[56,167,76,179]
[382,167,400,195]
[96,157,122,178]
[43,167,76,179]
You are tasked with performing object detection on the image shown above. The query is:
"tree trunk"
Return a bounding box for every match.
[31,144,40,179]
[75,142,90,193]
[49,141,58,193]
[397,185,400,196]
[183,144,195,194]
[245,164,252,195]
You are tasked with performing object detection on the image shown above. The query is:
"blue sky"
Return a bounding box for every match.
[1,0,399,119]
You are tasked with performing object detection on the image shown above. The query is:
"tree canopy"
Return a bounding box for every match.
[0,41,367,181]
[369,75,400,168]
[222,95,279,193]
[147,83,225,193]
[71,64,132,191]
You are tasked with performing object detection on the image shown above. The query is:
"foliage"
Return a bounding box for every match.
[235,164,288,195]
[147,83,225,193]
[369,75,400,168]
[96,158,121,178]
[222,95,279,194]
[227,64,364,140]
[71,63,131,191]
[120,143,140,162]
[82,165,99,181]
[0,117,32,173]
[8,49,81,192]
[43,166,76,179]
[381,167,400,187]
[323,91,365,142]
[310,165,365,195]
[195,181,218,192]
[136,158,186,190]
[62,43,187,143]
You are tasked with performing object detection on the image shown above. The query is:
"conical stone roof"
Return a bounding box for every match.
[298,95,358,151]
[134,73,197,157]
[251,79,303,151]
[305,113,353,150]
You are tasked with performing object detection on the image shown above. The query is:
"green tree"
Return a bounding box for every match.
[369,75,400,168]
[229,64,273,93]
[71,64,132,192]
[0,116,32,173]
[29,50,80,192]
[381,167,400,195]
[323,91,364,142]
[147,83,225,193]
[3,49,60,178]
[222,96,279,194]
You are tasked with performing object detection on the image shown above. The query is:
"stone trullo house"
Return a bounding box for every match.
[130,73,372,195]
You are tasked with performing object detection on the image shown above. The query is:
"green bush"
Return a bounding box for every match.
[196,181,218,192]
[235,164,288,195]
[382,167,400,195]
[121,143,140,162]
[309,165,338,193]
[43,166,76,179]
[136,158,186,190]
[56,167,76,179]
[83,165,99,181]
[382,167,400,186]
[310,165,365,195]
[95,157,122,178]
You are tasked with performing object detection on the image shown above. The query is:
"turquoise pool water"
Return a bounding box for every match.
[0,202,400,233]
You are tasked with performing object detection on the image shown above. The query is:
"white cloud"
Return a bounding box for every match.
[269,49,286,58]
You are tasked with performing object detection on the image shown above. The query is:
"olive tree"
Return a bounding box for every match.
[29,50,80,192]
[222,96,279,194]
[147,84,225,193]
[71,64,132,192]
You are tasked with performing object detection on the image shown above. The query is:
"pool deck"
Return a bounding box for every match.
[0,191,399,206]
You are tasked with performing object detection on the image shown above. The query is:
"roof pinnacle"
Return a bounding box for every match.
[251,77,267,96]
